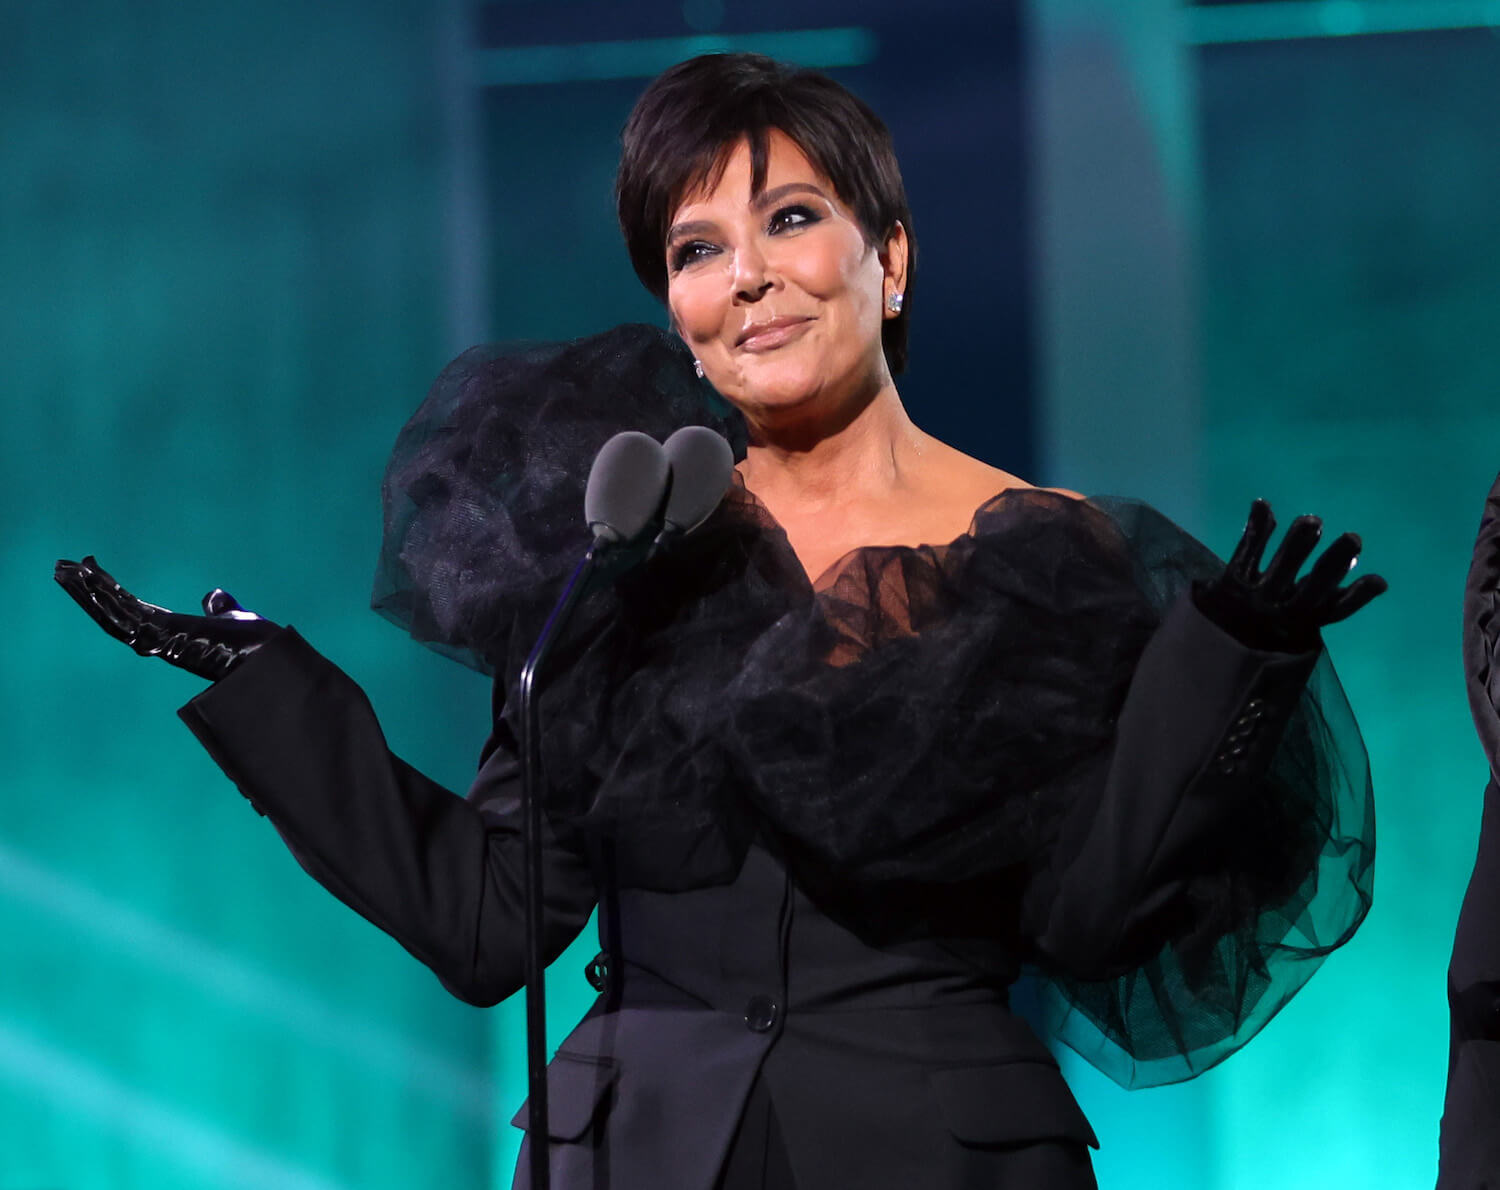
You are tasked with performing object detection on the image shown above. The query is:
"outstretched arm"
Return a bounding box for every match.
[54,558,597,1006]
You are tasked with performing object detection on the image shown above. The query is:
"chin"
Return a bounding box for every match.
[732,358,833,410]
[737,381,827,416]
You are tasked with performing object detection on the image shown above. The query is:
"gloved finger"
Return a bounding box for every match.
[54,557,147,642]
[53,559,101,612]
[1294,531,1364,608]
[1320,573,1389,625]
[57,556,144,612]
[202,588,267,623]
[203,588,242,616]
[1260,515,1324,593]
[78,555,172,617]
[53,557,108,607]
[57,579,136,641]
[1226,499,1276,580]
[91,581,151,637]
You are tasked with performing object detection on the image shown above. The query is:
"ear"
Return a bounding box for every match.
[878,221,909,314]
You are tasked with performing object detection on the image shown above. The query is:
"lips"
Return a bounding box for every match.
[735,316,813,350]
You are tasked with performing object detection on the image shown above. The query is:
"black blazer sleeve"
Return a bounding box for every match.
[177,627,598,1007]
[1024,591,1318,979]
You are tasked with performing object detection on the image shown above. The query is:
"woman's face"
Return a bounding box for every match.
[665,130,906,426]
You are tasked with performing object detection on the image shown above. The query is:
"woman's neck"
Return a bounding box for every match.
[737,384,928,515]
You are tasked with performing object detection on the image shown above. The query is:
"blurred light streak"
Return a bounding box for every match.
[440,0,490,352]
[0,1022,347,1190]
[1184,0,1500,44]
[474,27,878,87]
[0,842,494,1121]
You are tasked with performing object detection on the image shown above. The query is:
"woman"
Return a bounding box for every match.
[57,54,1383,1188]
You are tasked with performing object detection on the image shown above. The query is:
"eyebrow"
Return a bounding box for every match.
[753,181,831,210]
[666,182,833,243]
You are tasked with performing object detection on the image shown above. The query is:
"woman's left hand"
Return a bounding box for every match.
[1193,498,1387,654]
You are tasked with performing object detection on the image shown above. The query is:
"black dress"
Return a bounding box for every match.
[181,324,1376,1188]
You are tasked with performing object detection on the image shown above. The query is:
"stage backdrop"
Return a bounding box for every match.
[3,2,1497,1187]
[1032,8,1500,1188]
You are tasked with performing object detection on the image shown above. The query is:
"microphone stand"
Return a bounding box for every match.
[510,423,720,1188]
[517,539,605,1190]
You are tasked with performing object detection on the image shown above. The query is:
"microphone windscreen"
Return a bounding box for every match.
[584,431,671,543]
[661,427,736,535]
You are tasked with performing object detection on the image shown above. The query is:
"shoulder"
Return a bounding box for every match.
[920,437,1083,505]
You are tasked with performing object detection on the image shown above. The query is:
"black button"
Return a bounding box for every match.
[744,996,779,1033]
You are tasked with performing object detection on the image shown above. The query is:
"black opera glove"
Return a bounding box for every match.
[1462,471,1500,774]
[53,555,280,682]
[1192,498,1387,654]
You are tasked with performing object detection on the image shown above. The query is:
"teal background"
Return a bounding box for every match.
[4,3,1498,1187]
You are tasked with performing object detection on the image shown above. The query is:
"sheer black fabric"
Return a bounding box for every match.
[371,323,747,673]
[372,324,1374,1089]
[1040,499,1375,1087]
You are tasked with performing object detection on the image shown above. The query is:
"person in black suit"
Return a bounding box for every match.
[57,53,1386,1190]
[1440,470,1500,1187]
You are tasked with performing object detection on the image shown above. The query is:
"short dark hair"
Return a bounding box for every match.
[616,53,917,375]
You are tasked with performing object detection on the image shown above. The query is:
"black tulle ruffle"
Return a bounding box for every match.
[1037,502,1374,1086]
[372,324,746,673]
[372,323,1374,1089]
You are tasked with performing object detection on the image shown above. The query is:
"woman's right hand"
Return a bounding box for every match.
[1464,472,1500,777]
[54,555,280,682]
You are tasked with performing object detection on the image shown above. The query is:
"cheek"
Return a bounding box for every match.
[804,237,883,314]
[848,245,886,301]
[668,276,726,342]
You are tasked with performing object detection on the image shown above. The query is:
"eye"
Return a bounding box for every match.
[670,239,719,272]
[768,204,820,233]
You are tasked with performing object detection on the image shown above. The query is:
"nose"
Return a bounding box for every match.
[732,242,774,303]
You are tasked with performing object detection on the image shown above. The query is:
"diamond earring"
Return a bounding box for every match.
[693,359,704,379]
[887,292,904,314]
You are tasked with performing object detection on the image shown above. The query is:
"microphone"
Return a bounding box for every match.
[585,430,672,544]
[517,430,669,1189]
[655,426,735,546]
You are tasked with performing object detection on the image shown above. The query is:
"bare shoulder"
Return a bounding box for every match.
[920,437,1083,504]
